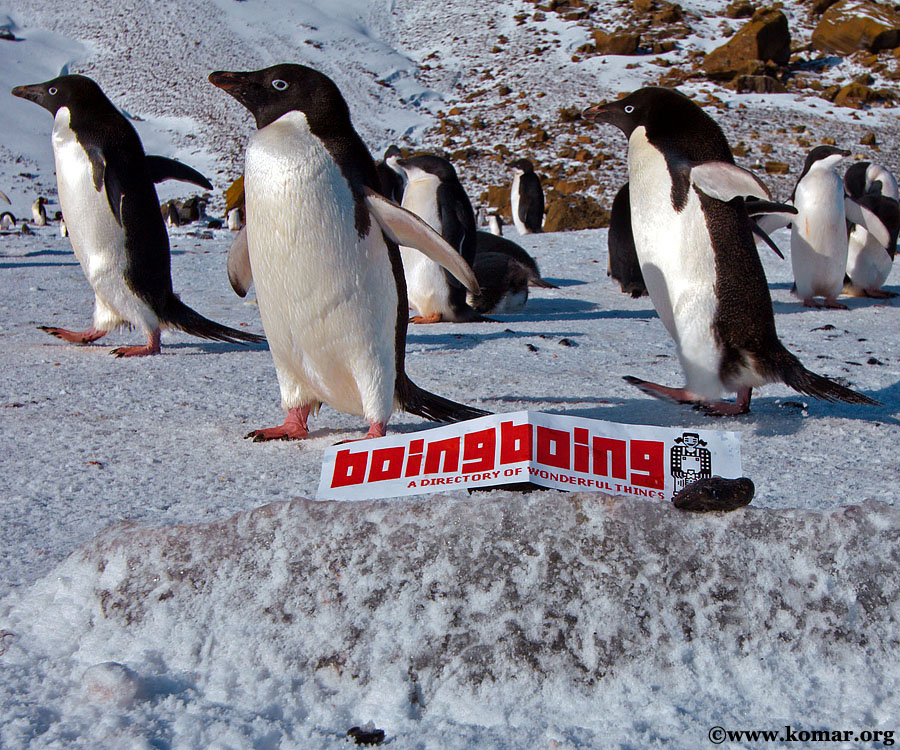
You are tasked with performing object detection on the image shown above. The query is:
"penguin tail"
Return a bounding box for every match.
[397,374,490,423]
[529,275,558,289]
[162,296,265,345]
[773,346,880,406]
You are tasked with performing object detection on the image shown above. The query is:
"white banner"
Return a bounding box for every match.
[317,411,742,502]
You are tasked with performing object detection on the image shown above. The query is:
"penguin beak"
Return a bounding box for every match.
[581,103,608,122]
[11,84,44,105]
[208,70,244,92]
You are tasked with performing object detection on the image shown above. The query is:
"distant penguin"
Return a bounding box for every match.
[790,146,854,309]
[475,231,556,288]
[209,64,486,440]
[509,158,544,235]
[226,206,243,231]
[12,74,263,356]
[585,87,877,414]
[488,213,503,236]
[162,199,181,227]
[844,161,900,298]
[375,145,405,203]
[0,211,15,230]
[394,153,490,323]
[607,182,647,298]
[32,196,47,226]
[59,216,67,237]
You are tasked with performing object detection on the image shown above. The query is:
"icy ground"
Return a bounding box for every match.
[2,223,899,747]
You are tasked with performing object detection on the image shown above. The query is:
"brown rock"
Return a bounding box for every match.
[733,74,787,93]
[652,3,683,24]
[764,161,790,174]
[672,477,755,512]
[811,0,840,13]
[833,82,880,107]
[702,9,791,79]
[543,193,610,231]
[591,29,642,55]
[480,185,511,217]
[725,0,754,18]
[812,0,900,55]
[861,132,878,146]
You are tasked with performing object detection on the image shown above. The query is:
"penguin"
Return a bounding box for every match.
[487,212,503,236]
[475,230,556,288]
[208,63,487,441]
[375,145,405,203]
[59,216,68,237]
[607,182,647,298]
[467,252,531,314]
[394,153,490,323]
[32,196,47,226]
[584,87,878,415]
[12,75,264,356]
[226,206,243,231]
[0,211,15,230]
[843,161,900,298]
[509,158,544,235]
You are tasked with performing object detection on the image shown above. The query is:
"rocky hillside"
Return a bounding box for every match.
[384,0,900,230]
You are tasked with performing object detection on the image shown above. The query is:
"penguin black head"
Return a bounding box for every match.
[583,86,732,163]
[12,74,112,117]
[395,154,459,183]
[384,144,402,160]
[209,64,351,131]
[800,145,850,174]
[509,158,535,173]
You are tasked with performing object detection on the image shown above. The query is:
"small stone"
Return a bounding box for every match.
[673,477,755,512]
[860,132,878,146]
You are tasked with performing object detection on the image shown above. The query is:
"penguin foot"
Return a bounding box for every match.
[802,298,823,309]
[823,298,848,310]
[695,387,752,417]
[335,421,388,444]
[409,313,443,324]
[246,406,310,442]
[111,330,161,358]
[622,376,697,405]
[864,287,897,299]
[38,326,107,344]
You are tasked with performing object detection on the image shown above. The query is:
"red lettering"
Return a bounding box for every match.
[536,426,570,469]
[367,446,405,482]
[405,439,424,477]
[630,440,664,489]
[462,428,496,472]
[500,420,532,463]
[424,437,460,474]
[592,437,627,479]
[573,427,590,473]
[331,449,369,487]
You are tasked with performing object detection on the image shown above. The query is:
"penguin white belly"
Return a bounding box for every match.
[628,128,724,399]
[52,108,157,332]
[400,178,451,318]
[511,173,527,235]
[245,111,397,421]
[846,225,892,290]
[791,172,847,299]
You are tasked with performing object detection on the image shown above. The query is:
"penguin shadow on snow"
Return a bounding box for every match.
[770,295,898,315]
[408,327,585,352]
[146,339,269,355]
[0,260,79,270]
[489,296,658,323]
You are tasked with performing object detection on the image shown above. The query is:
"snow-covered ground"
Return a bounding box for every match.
[2,0,900,747]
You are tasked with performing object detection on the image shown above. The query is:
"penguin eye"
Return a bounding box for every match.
[48,87,58,96]
[624,105,634,114]
[271,79,288,91]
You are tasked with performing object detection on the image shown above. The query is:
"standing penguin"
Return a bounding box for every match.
[375,144,405,203]
[607,182,647,298]
[509,158,544,235]
[209,64,486,440]
[584,87,877,414]
[12,75,263,356]
[394,153,489,323]
[31,196,47,226]
[843,161,900,298]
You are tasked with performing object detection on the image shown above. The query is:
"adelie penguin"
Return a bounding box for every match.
[787,146,890,309]
[393,153,490,323]
[375,144,405,203]
[12,74,264,357]
[31,196,47,226]
[843,160,900,298]
[607,182,647,298]
[509,158,544,235]
[209,63,487,441]
[584,87,878,415]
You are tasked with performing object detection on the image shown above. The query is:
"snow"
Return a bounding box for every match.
[2,0,900,747]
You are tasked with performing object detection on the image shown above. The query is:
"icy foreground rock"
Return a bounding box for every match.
[2,491,899,746]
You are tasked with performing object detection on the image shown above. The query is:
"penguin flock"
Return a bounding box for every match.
[7,67,888,441]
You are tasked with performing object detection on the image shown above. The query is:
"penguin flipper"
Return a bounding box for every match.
[690,161,771,202]
[396,373,489,423]
[87,146,124,225]
[145,155,214,191]
[0,190,9,205]
[751,223,785,259]
[845,196,891,249]
[227,227,252,297]
[364,187,480,295]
